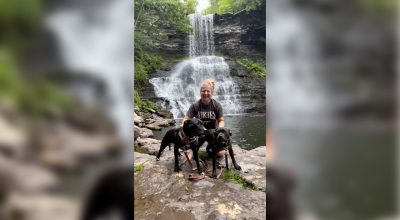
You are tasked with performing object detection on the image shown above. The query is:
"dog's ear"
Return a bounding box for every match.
[213,128,219,136]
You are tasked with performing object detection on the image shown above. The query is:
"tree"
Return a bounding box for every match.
[204,0,264,15]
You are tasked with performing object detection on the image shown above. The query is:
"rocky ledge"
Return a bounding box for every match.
[134,120,266,219]
[134,109,175,137]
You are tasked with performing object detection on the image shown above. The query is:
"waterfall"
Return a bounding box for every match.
[45,0,133,144]
[266,0,329,128]
[150,12,242,119]
[189,13,214,57]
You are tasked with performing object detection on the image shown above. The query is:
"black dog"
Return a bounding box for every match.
[206,128,241,178]
[266,166,296,220]
[81,165,133,220]
[156,118,205,174]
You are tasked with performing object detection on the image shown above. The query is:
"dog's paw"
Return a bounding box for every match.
[211,170,217,178]
[174,167,182,172]
[156,157,160,161]
[234,164,242,171]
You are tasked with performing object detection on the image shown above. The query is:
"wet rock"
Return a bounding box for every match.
[233,145,266,191]
[35,122,122,171]
[134,112,144,126]
[0,115,27,159]
[136,138,161,155]
[1,194,78,220]
[178,195,190,202]
[145,123,162,131]
[138,127,154,138]
[145,118,155,124]
[152,114,171,127]
[194,180,214,188]
[134,163,266,220]
[65,100,115,133]
[0,155,58,194]
[156,108,174,119]
[134,126,140,141]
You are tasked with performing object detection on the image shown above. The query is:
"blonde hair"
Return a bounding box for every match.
[200,79,215,95]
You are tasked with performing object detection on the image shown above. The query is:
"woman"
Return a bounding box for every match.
[181,79,226,171]
[181,79,224,129]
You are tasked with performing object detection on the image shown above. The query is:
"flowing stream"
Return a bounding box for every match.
[149,12,242,119]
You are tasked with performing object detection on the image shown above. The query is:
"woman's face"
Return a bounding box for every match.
[200,85,212,103]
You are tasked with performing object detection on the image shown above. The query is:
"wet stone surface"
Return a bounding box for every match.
[134,144,266,219]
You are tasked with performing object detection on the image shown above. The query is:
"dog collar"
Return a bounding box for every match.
[179,131,197,145]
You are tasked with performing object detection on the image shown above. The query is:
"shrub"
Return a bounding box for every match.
[236,59,266,78]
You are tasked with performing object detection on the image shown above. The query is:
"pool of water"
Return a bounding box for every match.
[153,114,266,150]
[276,128,396,220]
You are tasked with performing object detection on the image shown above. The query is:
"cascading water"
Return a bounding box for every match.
[150,12,242,118]
[267,0,329,129]
[189,13,214,57]
[45,0,133,144]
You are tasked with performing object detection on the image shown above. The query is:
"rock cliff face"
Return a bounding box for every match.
[145,4,266,114]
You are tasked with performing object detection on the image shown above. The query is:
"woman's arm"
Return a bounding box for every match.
[217,116,225,128]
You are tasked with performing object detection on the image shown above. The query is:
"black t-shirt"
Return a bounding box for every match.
[186,99,223,129]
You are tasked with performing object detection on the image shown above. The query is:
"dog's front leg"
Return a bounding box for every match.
[228,145,241,171]
[211,149,217,178]
[174,144,181,172]
[191,145,203,175]
[225,153,229,170]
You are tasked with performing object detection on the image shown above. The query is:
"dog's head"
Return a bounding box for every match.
[214,128,232,146]
[183,118,205,138]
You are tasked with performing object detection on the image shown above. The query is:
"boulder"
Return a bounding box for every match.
[152,114,172,127]
[0,115,27,159]
[136,138,161,155]
[134,126,140,141]
[138,127,154,138]
[1,194,78,220]
[0,155,58,194]
[156,108,174,119]
[134,112,144,126]
[145,119,156,124]
[34,122,122,171]
[145,123,161,131]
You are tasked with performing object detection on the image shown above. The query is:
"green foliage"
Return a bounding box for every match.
[135,164,144,173]
[204,0,263,15]
[0,0,43,33]
[0,49,71,116]
[0,50,21,100]
[134,90,158,112]
[183,0,197,14]
[134,0,192,54]
[134,53,165,89]
[236,59,266,78]
[134,0,188,110]
[360,0,396,14]
[222,170,262,191]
